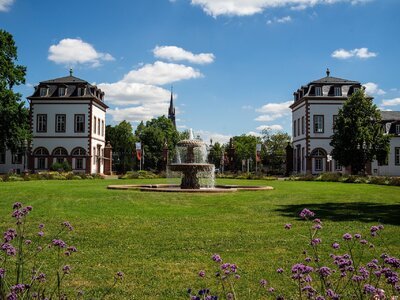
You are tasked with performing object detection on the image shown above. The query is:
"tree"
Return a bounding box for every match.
[105,121,137,173]
[330,89,390,175]
[262,130,291,175]
[231,134,262,172]
[0,30,30,153]
[208,142,223,169]
[135,116,179,172]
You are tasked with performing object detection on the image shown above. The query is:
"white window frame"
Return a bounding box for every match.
[59,87,66,97]
[395,148,400,166]
[314,115,324,133]
[334,86,342,96]
[315,158,323,171]
[315,86,322,96]
[335,160,342,171]
[55,114,66,132]
[40,88,48,97]
[37,114,47,132]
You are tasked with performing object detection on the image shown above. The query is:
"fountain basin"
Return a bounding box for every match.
[107,184,274,193]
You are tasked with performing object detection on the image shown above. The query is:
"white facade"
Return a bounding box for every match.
[290,71,400,176]
[27,73,108,174]
[0,151,25,174]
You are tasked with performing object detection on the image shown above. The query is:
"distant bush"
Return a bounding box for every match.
[216,172,277,180]
[315,172,342,182]
[368,176,389,185]
[50,161,72,172]
[119,170,159,179]
[388,177,400,186]
[0,172,105,182]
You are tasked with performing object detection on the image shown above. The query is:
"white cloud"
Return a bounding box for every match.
[381,98,400,107]
[331,47,377,59]
[196,130,232,144]
[48,38,114,67]
[0,0,14,11]
[153,46,215,64]
[363,82,386,96]
[190,0,371,17]
[247,131,262,137]
[98,82,171,106]
[107,101,171,123]
[122,61,202,85]
[267,16,292,24]
[256,125,283,131]
[255,101,292,122]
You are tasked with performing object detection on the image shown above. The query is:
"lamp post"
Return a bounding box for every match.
[23,139,28,174]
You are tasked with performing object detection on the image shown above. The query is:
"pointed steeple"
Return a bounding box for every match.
[168,86,176,128]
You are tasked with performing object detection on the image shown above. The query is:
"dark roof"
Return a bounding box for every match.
[309,76,360,85]
[380,111,400,121]
[40,75,90,85]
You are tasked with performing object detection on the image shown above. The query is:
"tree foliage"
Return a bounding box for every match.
[105,121,137,173]
[135,116,179,171]
[0,29,30,152]
[262,130,291,174]
[231,134,262,171]
[208,142,223,169]
[330,89,390,175]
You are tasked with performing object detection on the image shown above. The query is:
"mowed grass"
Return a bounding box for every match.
[0,179,399,299]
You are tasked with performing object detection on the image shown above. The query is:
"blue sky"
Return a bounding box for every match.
[1,0,399,143]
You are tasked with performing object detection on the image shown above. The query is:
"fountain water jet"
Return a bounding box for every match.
[168,129,214,189]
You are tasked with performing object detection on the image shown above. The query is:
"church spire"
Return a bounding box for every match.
[168,86,176,128]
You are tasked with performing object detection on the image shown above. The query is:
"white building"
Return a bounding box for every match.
[290,69,400,176]
[24,71,110,174]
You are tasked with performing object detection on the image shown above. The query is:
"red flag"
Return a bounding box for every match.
[136,149,142,161]
[256,151,261,162]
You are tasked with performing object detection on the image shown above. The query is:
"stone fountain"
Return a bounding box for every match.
[168,129,214,189]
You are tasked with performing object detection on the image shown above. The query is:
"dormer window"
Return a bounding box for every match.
[354,87,359,93]
[59,87,66,97]
[315,86,322,96]
[40,87,48,97]
[396,124,400,135]
[334,87,342,96]
[77,88,83,96]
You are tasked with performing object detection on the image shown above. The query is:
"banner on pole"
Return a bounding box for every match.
[135,142,141,150]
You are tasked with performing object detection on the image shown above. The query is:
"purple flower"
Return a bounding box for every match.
[305,257,312,262]
[326,289,340,300]
[116,271,124,279]
[363,284,376,294]
[62,265,71,274]
[12,202,22,209]
[318,267,332,277]
[268,287,275,293]
[52,239,67,248]
[212,254,222,263]
[314,218,322,224]
[299,208,315,219]
[38,231,44,237]
[1,243,16,256]
[354,233,361,239]
[311,238,321,246]
[35,273,46,282]
[3,228,17,242]
[198,270,206,278]
[332,242,340,249]
[62,221,73,231]
[384,256,400,268]
[260,279,268,287]
[276,268,284,274]
[370,225,379,235]
[342,233,352,241]
[235,274,240,279]
[360,239,368,245]
[313,224,322,230]
[38,224,44,229]
[284,223,292,229]
[352,275,364,282]
[0,268,5,278]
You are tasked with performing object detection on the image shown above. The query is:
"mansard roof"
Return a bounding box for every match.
[40,75,89,84]
[27,71,108,109]
[380,111,400,121]
[309,75,360,85]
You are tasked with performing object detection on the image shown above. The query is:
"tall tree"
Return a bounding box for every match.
[208,142,223,169]
[330,89,390,175]
[0,30,30,152]
[135,116,179,171]
[105,121,137,173]
[262,129,291,175]
[231,134,262,171]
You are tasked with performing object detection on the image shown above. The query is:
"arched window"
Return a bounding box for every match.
[311,148,327,157]
[52,147,68,164]
[34,147,49,169]
[71,147,86,156]
[34,147,49,156]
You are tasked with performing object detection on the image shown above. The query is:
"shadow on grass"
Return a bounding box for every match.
[275,202,400,226]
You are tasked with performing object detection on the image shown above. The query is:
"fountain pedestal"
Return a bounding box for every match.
[168,163,214,189]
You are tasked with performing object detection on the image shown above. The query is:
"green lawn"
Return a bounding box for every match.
[0,179,399,299]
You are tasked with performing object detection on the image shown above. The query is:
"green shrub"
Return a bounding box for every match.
[72,175,82,180]
[7,175,24,182]
[50,161,72,172]
[388,177,400,186]
[368,176,389,185]
[317,172,342,182]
